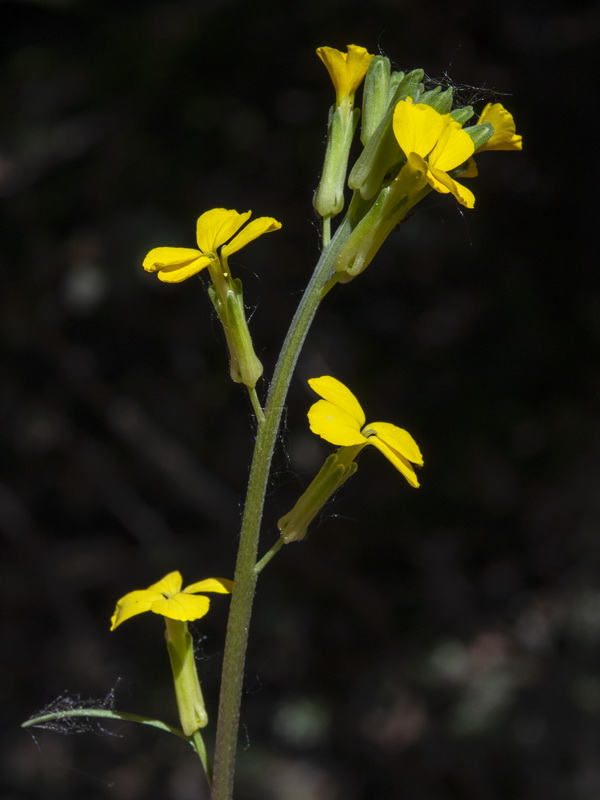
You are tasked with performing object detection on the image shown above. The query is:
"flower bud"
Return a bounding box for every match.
[314,106,360,218]
[419,86,453,114]
[361,56,391,146]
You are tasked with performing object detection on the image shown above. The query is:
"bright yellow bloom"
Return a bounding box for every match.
[476,102,522,152]
[317,45,374,108]
[307,376,423,487]
[110,570,233,630]
[142,208,281,283]
[393,98,476,209]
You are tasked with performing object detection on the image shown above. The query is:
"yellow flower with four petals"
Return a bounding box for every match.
[308,375,423,487]
[142,208,281,387]
[143,208,281,284]
[393,98,476,209]
[111,571,232,736]
[110,570,233,630]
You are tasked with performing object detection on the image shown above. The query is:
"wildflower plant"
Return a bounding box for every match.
[24,45,522,800]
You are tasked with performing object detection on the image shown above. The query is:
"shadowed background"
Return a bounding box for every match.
[1,0,598,798]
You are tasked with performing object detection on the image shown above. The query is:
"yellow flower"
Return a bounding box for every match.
[317,45,374,108]
[142,208,281,283]
[110,570,233,630]
[307,376,423,487]
[476,102,522,152]
[393,98,476,209]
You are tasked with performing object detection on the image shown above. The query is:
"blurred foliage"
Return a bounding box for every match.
[1,0,599,798]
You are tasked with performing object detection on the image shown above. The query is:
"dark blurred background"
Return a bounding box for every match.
[1,0,598,798]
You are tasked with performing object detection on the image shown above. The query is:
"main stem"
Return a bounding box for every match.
[211,217,352,800]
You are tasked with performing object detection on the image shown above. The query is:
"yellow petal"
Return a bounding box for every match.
[428,117,475,173]
[151,593,211,622]
[221,217,282,259]
[143,247,204,273]
[427,166,475,209]
[398,152,429,193]
[110,588,164,630]
[156,258,211,283]
[364,421,423,466]
[196,208,251,254]
[147,570,183,595]
[184,577,234,595]
[393,99,444,160]
[308,399,367,446]
[316,44,374,106]
[367,435,420,487]
[308,376,366,428]
[476,103,522,151]
[461,157,479,178]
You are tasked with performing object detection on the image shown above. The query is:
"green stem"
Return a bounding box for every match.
[322,216,331,248]
[254,537,284,574]
[210,216,353,800]
[247,386,265,423]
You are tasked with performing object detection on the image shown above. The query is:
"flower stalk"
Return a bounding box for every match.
[210,216,353,800]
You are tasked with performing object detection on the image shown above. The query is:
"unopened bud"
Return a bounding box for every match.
[314,106,360,218]
[361,56,391,146]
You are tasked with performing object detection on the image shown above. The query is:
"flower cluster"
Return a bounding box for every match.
[314,45,522,280]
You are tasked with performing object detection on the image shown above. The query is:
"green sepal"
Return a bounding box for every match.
[390,68,425,104]
[419,86,453,114]
[164,619,208,737]
[361,56,391,146]
[388,69,405,99]
[451,105,474,125]
[348,114,404,201]
[463,121,494,150]
[314,105,361,218]
[208,279,263,388]
[278,449,359,543]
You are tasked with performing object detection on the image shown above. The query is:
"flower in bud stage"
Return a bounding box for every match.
[111,571,233,736]
[360,55,391,146]
[307,376,423,487]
